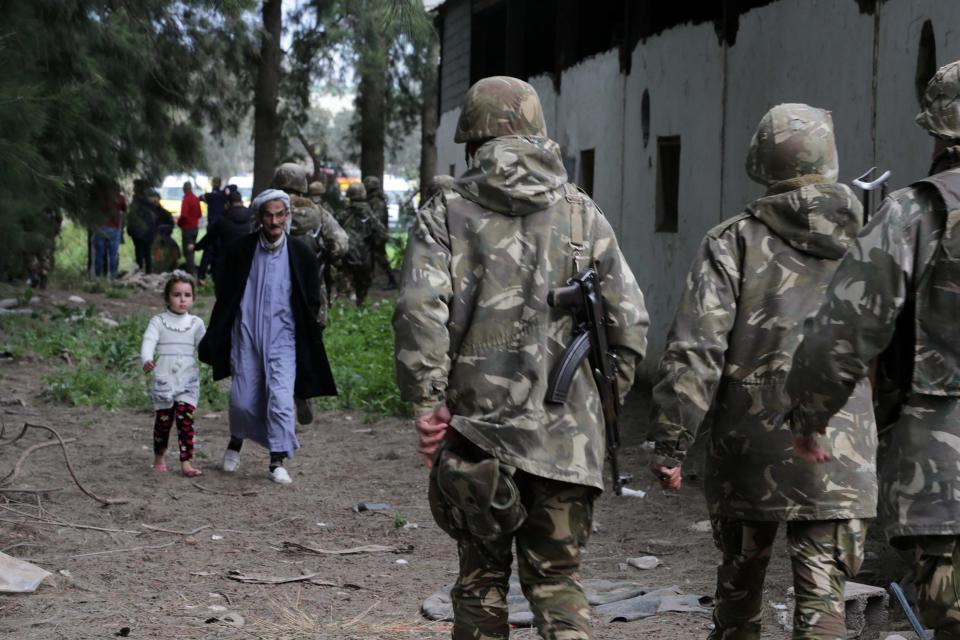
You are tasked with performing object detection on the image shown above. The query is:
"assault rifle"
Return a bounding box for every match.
[546,267,632,495]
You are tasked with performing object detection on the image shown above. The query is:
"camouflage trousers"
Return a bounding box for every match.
[900,536,960,639]
[448,473,597,640]
[710,517,866,640]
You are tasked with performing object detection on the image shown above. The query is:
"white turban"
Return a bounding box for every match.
[251,188,290,213]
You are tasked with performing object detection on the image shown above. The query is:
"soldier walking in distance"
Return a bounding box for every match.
[393,76,648,640]
[788,61,960,640]
[341,183,387,307]
[270,163,348,425]
[649,104,878,640]
[362,175,398,289]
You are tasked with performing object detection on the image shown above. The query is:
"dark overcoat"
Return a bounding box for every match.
[198,232,337,398]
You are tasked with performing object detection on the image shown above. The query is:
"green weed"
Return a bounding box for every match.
[317,300,409,417]
[0,310,228,412]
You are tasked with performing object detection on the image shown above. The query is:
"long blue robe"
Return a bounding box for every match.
[228,237,300,456]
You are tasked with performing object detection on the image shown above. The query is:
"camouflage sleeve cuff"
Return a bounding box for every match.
[789,407,830,437]
[652,454,682,468]
[413,401,445,418]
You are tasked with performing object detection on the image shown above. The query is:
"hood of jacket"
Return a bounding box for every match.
[453,135,567,215]
[745,177,863,259]
[225,204,252,224]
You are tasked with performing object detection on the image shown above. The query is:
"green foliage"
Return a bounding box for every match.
[0,309,227,412]
[317,299,409,417]
[392,511,408,529]
[386,231,407,270]
[0,1,257,275]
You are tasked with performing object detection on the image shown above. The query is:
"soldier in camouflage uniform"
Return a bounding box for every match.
[271,163,348,425]
[341,183,387,306]
[649,104,878,640]
[788,61,960,640]
[271,163,349,326]
[362,175,398,289]
[392,76,649,640]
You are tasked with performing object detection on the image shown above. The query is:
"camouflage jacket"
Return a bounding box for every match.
[341,202,388,268]
[393,135,648,489]
[788,151,960,538]
[289,194,348,260]
[368,190,389,231]
[650,178,877,521]
[290,194,348,327]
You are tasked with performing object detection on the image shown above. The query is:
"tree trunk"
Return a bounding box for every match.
[419,33,440,200]
[252,0,282,195]
[357,4,387,183]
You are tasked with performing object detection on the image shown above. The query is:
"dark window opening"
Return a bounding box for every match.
[562,155,577,183]
[579,149,595,198]
[656,136,681,233]
[470,2,507,83]
[916,19,937,106]
[641,89,651,148]
[449,163,456,177]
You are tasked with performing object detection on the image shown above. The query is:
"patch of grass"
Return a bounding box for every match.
[0,310,227,412]
[318,300,409,417]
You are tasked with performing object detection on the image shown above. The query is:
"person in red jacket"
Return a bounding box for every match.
[178,181,202,275]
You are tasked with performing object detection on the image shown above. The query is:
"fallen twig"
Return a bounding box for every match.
[62,541,177,559]
[0,505,139,534]
[227,570,323,585]
[0,438,76,485]
[0,487,64,494]
[0,422,28,446]
[282,541,411,556]
[192,482,258,497]
[141,523,212,536]
[21,423,128,505]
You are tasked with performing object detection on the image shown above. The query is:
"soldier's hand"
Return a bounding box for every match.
[651,464,682,491]
[415,405,451,468]
[793,435,832,463]
[142,360,155,373]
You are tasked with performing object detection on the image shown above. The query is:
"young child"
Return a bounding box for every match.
[140,271,206,477]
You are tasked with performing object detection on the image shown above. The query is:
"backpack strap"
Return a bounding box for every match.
[563,183,588,273]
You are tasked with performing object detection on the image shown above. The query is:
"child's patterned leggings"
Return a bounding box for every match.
[153,402,196,461]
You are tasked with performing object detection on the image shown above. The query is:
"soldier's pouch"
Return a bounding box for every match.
[428,443,527,542]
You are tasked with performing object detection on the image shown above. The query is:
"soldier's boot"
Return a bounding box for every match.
[516,477,596,640]
[912,536,960,639]
[709,518,779,640]
[787,519,866,640]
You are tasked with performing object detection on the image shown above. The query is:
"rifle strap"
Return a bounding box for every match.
[563,183,588,273]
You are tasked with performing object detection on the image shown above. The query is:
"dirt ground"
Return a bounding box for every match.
[0,285,914,639]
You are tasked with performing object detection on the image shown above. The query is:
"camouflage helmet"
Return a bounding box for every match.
[346,182,366,201]
[362,175,382,192]
[271,162,309,194]
[308,181,325,196]
[746,103,839,186]
[454,76,547,143]
[916,60,960,139]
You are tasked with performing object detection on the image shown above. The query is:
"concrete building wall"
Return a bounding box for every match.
[432,0,960,377]
[876,1,960,194]
[439,0,471,115]
[620,23,726,375]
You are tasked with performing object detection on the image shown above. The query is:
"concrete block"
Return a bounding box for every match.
[843,581,889,638]
[782,582,888,638]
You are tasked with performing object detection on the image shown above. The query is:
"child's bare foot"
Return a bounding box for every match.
[153,453,167,472]
[181,461,202,477]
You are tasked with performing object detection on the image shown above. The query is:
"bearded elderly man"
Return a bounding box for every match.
[199,189,337,485]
